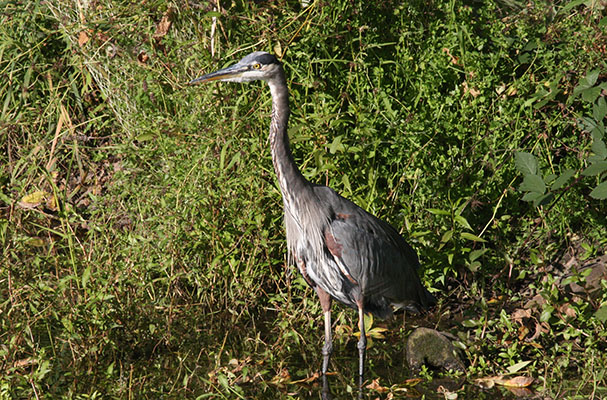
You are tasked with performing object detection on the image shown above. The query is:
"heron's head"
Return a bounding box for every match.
[189,51,282,85]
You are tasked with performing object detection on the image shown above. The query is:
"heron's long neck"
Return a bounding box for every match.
[267,75,310,204]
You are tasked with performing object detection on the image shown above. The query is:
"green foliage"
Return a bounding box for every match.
[1,0,606,398]
[515,68,607,204]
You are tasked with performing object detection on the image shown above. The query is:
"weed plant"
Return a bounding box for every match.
[1,0,606,398]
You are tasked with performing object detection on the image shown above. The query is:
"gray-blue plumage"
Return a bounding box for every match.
[190,51,436,386]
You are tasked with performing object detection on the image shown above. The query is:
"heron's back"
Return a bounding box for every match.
[286,184,435,318]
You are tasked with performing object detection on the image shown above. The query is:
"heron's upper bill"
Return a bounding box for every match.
[188,64,248,85]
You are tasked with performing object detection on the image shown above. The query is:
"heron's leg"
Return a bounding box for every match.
[321,371,333,400]
[357,304,366,388]
[316,287,333,375]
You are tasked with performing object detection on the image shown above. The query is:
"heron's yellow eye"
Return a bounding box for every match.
[253,63,261,70]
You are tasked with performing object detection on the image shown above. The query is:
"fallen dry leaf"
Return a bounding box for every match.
[475,375,534,390]
[366,378,390,392]
[153,8,174,40]
[290,371,321,384]
[511,308,532,324]
[474,376,495,389]
[19,190,49,209]
[442,47,459,65]
[138,50,149,64]
[13,358,38,369]
[78,30,90,47]
[462,81,480,98]
[403,377,423,386]
[559,303,577,319]
[437,385,458,399]
[497,375,534,388]
[270,368,291,385]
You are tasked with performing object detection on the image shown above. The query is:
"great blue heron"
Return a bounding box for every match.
[190,51,436,386]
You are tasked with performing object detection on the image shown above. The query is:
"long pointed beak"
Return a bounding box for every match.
[188,63,247,85]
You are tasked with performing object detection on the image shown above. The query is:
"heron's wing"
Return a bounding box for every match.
[314,186,434,310]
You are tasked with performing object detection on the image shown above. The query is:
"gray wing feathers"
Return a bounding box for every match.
[315,186,435,311]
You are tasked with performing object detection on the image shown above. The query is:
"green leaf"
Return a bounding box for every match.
[507,360,532,374]
[589,180,607,200]
[455,215,472,230]
[595,304,607,323]
[134,133,155,141]
[582,86,602,103]
[592,138,607,159]
[581,161,607,176]
[82,264,92,288]
[585,69,600,87]
[519,174,546,193]
[469,248,488,262]
[522,191,543,202]
[551,169,575,190]
[579,116,599,133]
[441,229,454,243]
[461,319,478,328]
[427,208,450,216]
[329,135,344,154]
[540,306,553,322]
[515,151,538,175]
[460,232,487,242]
[532,193,553,207]
[594,97,607,121]
[363,313,374,332]
[561,0,588,13]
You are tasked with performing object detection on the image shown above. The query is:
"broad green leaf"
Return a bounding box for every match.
[461,319,478,328]
[595,304,607,323]
[455,215,472,230]
[427,208,450,216]
[522,191,544,202]
[329,135,343,154]
[592,125,605,142]
[579,116,598,133]
[589,180,607,200]
[460,232,487,242]
[551,169,575,190]
[341,174,351,194]
[507,360,532,374]
[581,161,607,176]
[532,193,553,207]
[468,260,481,272]
[540,306,553,322]
[519,174,546,193]
[134,133,155,141]
[594,97,607,121]
[582,86,602,103]
[561,0,588,13]
[441,230,454,243]
[363,313,373,332]
[585,69,600,87]
[515,151,538,175]
[592,138,607,159]
[469,248,488,262]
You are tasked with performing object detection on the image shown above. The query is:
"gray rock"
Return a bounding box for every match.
[406,327,465,373]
